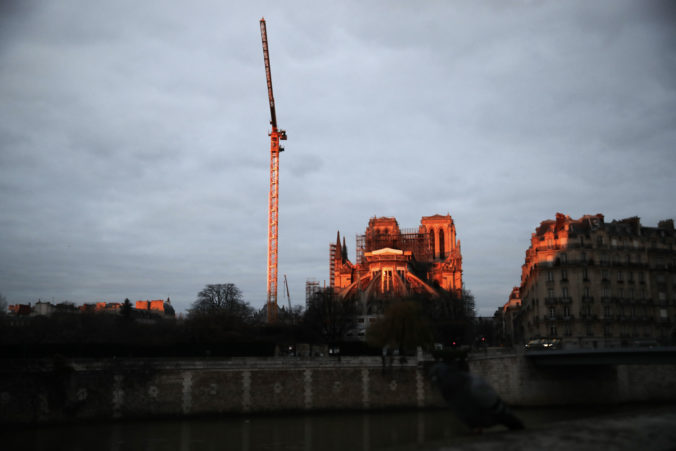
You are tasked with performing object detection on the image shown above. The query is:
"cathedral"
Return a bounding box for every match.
[330,215,463,300]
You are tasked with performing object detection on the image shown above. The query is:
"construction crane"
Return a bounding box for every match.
[283,274,292,312]
[283,274,293,325]
[260,18,287,323]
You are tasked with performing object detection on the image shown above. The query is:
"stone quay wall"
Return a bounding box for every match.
[0,357,446,424]
[468,352,676,406]
[3,353,676,423]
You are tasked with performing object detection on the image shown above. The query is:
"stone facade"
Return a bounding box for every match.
[330,215,463,299]
[514,213,676,348]
[502,287,522,344]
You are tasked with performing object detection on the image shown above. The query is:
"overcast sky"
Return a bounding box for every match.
[1,0,675,316]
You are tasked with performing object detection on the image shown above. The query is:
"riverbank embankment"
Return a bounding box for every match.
[1,352,675,424]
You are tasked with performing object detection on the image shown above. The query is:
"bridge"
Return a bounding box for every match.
[524,346,676,366]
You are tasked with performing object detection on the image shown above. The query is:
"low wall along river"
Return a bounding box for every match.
[1,353,675,423]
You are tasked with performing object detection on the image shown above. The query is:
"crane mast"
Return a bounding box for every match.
[260,18,287,323]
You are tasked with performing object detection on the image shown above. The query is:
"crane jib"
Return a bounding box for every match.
[260,19,278,129]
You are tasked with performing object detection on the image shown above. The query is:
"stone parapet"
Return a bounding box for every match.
[0,357,444,424]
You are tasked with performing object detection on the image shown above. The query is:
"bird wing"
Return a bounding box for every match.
[468,374,500,411]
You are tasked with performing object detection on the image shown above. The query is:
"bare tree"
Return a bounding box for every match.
[189,283,252,319]
[302,288,357,343]
[366,300,433,353]
[0,292,7,316]
[121,298,132,319]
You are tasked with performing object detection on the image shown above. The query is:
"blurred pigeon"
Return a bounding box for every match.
[429,361,524,432]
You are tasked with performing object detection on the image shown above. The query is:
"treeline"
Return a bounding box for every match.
[0,284,483,358]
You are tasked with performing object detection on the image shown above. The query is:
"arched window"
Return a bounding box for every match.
[430,229,436,259]
[439,228,445,259]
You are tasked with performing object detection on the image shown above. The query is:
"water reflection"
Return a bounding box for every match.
[4,406,639,451]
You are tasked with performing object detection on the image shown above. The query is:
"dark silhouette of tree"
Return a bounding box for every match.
[186,284,255,343]
[276,304,303,325]
[121,298,132,319]
[366,300,432,353]
[189,283,252,318]
[0,292,7,316]
[408,289,476,346]
[302,288,357,343]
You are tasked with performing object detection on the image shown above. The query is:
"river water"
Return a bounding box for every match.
[4,405,643,451]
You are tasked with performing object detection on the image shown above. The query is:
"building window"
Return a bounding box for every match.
[550,325,557,337]
[581,251,587,262]
[562,287,569,298]
[430,230,436,259]
[438,228,445,259]
[561,269,568,281]
[604,305,611,317]
[617,271,623,282]
[602,270,609,281]
[547,271,554,281]
[639,272,645,283]
[547,288,554,299]
[603,287,610,297]
[628,271,634,283]
[582,268,589,281]
[564,325,572,336]
[586,324,593,336]
[563,306,570,317]
[561,253,567,264]
[549,307,556,319]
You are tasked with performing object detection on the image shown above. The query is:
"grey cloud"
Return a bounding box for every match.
[1,1,675,316]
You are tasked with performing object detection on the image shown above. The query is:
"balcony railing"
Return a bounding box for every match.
[544,297,557,305]
[582,296,594,304]
[578,313,598,320]
[560,297,572,305]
